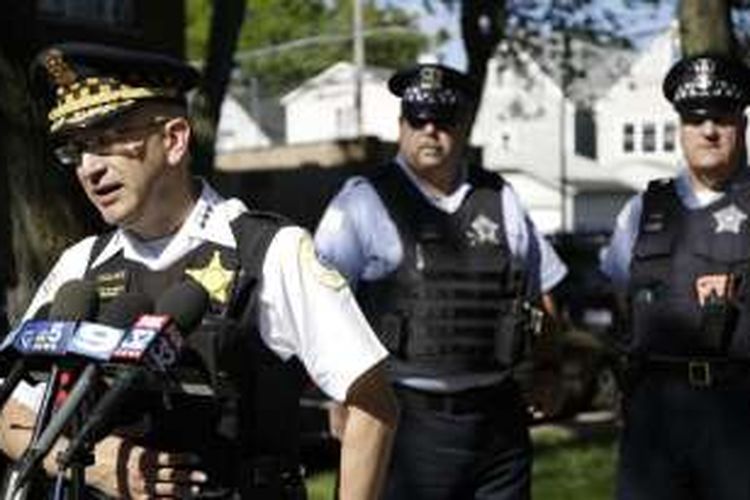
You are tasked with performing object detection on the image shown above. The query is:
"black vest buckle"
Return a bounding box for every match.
[688,360,712,387]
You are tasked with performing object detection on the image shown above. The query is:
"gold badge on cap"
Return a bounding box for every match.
[185,250,235,304]
[299,235,347,291]
[44,49,78,88]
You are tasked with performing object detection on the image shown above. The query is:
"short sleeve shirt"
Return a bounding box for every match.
[11,180,387,408]
[315,158,567,294]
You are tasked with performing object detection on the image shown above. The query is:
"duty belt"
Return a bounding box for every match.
[394,381,515,415]
[639,358,750,388]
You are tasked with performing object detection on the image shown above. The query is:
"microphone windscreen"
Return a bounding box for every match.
[98,293,154,329]
[49,280,99,321]
[155,280,209,335]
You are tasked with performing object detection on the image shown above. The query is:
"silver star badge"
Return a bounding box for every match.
[467,214,500,246]
[713,204,747,234]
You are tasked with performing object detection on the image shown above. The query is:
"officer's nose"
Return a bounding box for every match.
[699,118,720,138]
[77,152,108,183]
[422,121,438,134]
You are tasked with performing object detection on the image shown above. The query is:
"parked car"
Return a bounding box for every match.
[542,231,622,417]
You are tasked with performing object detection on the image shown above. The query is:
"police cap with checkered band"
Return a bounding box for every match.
[663,54,750,117]
[31,43,199,137]
[388,63,476,126]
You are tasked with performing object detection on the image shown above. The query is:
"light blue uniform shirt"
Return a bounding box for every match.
[314,157,568,392]
[600,167,735,290]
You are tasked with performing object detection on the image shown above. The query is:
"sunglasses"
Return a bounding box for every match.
[52,117,170,168]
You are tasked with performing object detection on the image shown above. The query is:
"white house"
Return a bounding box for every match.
[281,61,401,144]
[215,93,273,153]
[595,25,683,191]
[472,52,572,184]
[472,43,637,233]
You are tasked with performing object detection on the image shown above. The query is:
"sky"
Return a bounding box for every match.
[379,0,678,71]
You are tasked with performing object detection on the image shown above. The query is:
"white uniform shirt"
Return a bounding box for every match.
[12,180,387,408]
[314,158,567,391]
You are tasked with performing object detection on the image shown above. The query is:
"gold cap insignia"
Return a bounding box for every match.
[44,49,78,88]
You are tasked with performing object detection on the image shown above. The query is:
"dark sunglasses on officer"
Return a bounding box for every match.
[680,108,744,127]
[403,105,465,131]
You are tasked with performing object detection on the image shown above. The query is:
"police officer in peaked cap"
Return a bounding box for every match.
[602,53,750,500]
[0,43,398,499]
[315,63,568,499]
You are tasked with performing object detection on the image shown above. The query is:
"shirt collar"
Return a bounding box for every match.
[91,178,247,271]
[675,163,750,209]
[394,154,471,213]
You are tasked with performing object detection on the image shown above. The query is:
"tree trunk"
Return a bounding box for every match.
[679,0,735,57]
[461,0,506,132]
[191,0,247,178]
[0,5,90,322]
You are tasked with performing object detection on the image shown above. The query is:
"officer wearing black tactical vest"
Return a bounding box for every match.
[0,43,397,499]
[315,64,568,499]
[601,54,750,500]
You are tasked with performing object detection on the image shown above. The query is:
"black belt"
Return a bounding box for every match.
[639,358,750,388]
[394,382,513,415]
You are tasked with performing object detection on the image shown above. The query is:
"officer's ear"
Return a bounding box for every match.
[162,116,191,166]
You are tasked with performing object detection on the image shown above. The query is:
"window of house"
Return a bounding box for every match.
[663,122,676,152]
[623,123,635,153]
[642,123,656,152]
[501,133,511,152]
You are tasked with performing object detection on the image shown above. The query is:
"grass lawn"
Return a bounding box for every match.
[305,417,618,500]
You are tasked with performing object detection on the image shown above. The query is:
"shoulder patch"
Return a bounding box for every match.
[298,235,347,290]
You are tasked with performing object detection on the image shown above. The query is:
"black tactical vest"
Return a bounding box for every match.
[629,179,750,359]
[84,211,306,495]
[356,163,528,379]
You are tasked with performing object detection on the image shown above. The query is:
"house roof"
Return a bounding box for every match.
[495,33,636,105]
[281,61,394,105]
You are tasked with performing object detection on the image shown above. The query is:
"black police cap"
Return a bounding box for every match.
[32,43,200,136]
[388,64,475,125]
[663,54,750,116]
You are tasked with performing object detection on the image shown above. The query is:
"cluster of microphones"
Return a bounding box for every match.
[0,278,220,497]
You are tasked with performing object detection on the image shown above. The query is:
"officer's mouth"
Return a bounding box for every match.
[418,145,443,156]
[93,183,124,206]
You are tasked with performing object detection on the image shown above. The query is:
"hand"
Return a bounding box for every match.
[88,435,208,499]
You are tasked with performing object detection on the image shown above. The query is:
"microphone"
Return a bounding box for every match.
[0,281,99,413]
[56,281,209,471]
[11,292,153,492]
[0,305,51,412]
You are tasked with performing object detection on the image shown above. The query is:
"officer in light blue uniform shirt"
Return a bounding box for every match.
[315,63,567,500]
[601,54,750,500]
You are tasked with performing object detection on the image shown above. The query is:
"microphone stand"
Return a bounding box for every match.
[58,396,94,500]
[10,364,97,500]
[1,365,61,500]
